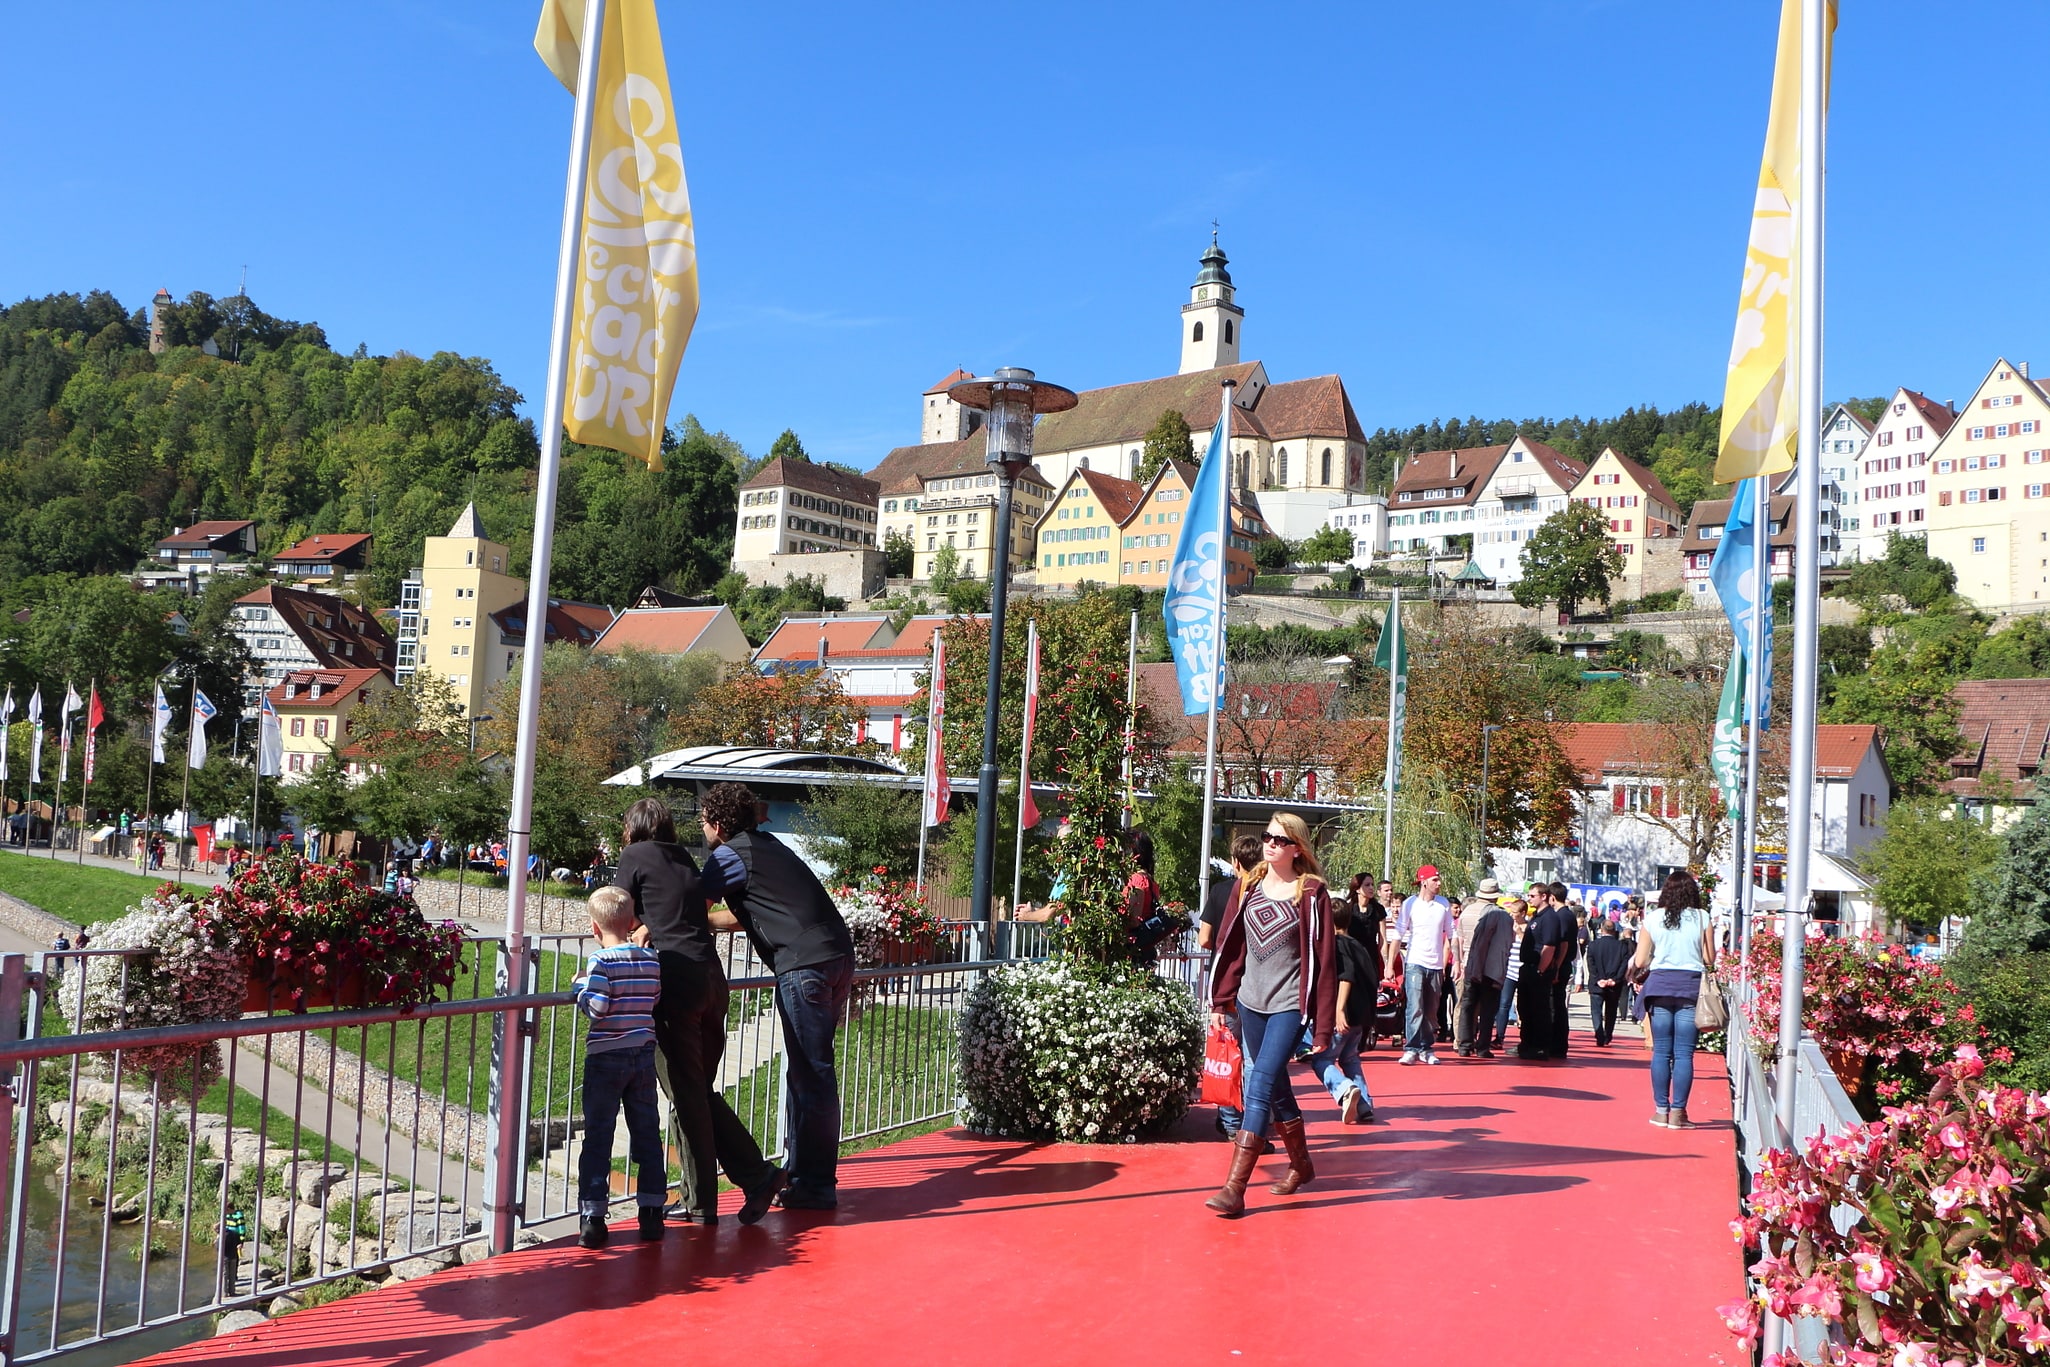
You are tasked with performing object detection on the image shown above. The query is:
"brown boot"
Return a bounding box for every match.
[1205,1131,1267,1217]
[1268,1117,1315,1195]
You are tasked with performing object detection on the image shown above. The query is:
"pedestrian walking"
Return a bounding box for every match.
[1635,871,1713,1127]
[1304,895,1375,1122]
[1492,898,1528,1050]
[1198,835,1264,1139]
[1451,878,1500,1056]
[1585,919,1632,1046]
[1456,890,1513,1058]
[1203,812,1336,1218]
[1395,866,1453,1065]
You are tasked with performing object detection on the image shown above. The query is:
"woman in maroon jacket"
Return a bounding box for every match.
[1204,811,1337,1217]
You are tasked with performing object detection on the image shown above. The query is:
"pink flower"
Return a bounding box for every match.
[1891,1347,1937,1367]
[1938,1123,1971,1155]
[1717,1298,1761,1350]
[2018,1316,2050,1353]
[1955,1043,1986,1076]
[1952,1250,2017,1304]
[1854,1249,1897,1294]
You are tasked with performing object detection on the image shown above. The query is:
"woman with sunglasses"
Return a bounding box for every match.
[1204,811,1337,1217]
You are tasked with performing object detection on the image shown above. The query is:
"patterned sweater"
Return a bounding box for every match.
[576,945,660,1054]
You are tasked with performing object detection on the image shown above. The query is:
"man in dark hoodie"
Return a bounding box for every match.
[1584,918,1634,1046]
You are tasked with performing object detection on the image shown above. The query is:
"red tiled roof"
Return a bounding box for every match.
[593,606,729,655]
[886,614,985,657]
[754,615,896,661]
[742,456,880,502]
[265,667,388,709]
[1944,679,2050,800]
[1518,437,1589,493]
[1389,445,1509,510]
[1557,722,1881,780]
[488,599,614,650]
[1074,468,1146,525]
[1815,725,1882,778]
[1255,375,1366,443]
[925,368,975,395]
[236,584,395,675]
[1902,388,1958,438]
[155,519,254,550]
[1026,363,1267,455]
[1680,494,1798,555]
[273,533,371,563]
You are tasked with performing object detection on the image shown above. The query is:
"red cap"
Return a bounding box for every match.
[1416,864,1440,881]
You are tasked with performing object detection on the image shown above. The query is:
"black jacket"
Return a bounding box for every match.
[719,829,854,974]
[1586,934,1633,993]
[614,839,714,964]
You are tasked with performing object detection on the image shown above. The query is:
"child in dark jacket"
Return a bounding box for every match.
[1304,899,1376,1123]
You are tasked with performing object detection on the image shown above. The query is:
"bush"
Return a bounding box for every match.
[79,887,248,1088]
[1252,574,1293,592]
[1724,1047,2050,1366]
[957,961,1203,1142]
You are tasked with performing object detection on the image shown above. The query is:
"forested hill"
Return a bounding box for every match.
[0,288,744,610]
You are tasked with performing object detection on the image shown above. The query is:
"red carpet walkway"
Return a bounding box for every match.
[142,1029,1743,1367]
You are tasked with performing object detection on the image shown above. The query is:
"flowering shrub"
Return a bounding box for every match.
[1736,931,1990,1114]
[835,869,941,969]
[958,960,1203,1142]
[1723,1046,2050,1366]
[78,887,247,1087]
[211,854,465,1010]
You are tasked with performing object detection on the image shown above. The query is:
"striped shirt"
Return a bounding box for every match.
[576,945,660,1054]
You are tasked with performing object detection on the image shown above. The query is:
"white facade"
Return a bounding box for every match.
[1320,493,1390,565]
[1853,388,1955,563]
[1471,437,1587,584]
[1818,405,1872,557]
[1179,240,1244,374]
[229,600,326,696]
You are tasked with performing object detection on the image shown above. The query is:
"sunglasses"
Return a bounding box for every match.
[1262,833,1297,847]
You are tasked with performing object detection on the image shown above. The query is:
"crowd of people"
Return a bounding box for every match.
[1200,809,1715,1217]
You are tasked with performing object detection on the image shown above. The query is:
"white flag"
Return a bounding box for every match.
[0,687,12,783]
[27,687,42,785]
[57,682,80,786]
[258,694,283,779]
[152,685,173,765]
[189,689,218,771]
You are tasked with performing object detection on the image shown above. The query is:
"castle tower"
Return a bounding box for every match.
[148,287,172,355]
[1178,236,1243,374]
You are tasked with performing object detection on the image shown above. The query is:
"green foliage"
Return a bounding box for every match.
[945,578,990,615]
[1323,766,1483,891]
[1969,617,2050,680]
[549,420,744,605]
[928,542,961,591]
[1959,954,2050,1092]
[1252,537,1292,571]
[794,783,922,885]
[1138,768,1206,908]
[1864,800,2000,938]
[882,528,914,578]
[768,429,808,463]
[1137,408,1196,482]
[715,572,845,645]
[287,755,359,836]
[1844,533,1960,614]
[1616,588,1683,614]
[1819,622,1873,705]
[1511,502,1625,616]
[0,851,168,925]
[1573,677,1638,722]
[1954,782,2050,973]
[1602,628,1674,672]
[1297,524,1356,567]
[1825,612,1985,795]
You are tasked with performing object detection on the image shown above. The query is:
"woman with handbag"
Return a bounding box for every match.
[1630,871,1714,1129]
[1203,811,1337,1217]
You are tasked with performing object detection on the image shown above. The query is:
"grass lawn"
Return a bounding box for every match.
[0,850,171,927]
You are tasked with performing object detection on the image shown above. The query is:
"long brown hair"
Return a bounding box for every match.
[1250,811,1324,886]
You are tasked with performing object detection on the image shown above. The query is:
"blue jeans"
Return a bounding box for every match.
[1492,976,1519,1045]
[1235,1005,1304,1140]
[1304,1024,1371,1108]
[1404,963,1444,1052]
[579,1043,666,1217]
[1648,999,1698,1111]
[777,956,854,1198]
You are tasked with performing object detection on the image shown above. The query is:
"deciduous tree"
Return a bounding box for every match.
[1512,503,1624,616]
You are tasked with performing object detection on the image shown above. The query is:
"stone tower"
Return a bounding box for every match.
[1178,236,1243,374]
[147,287,172,355]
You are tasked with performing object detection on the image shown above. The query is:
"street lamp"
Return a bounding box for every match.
[945,368,1078,947]
[468,713,494,752]
[1480,723,1502,878]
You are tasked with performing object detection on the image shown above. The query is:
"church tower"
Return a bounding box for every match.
[1178,236,1243,374]
[148,287,172,355]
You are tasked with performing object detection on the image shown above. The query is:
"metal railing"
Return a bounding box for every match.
[0,933,1034,1364]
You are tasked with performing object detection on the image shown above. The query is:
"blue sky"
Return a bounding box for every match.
[4,2,2045,466]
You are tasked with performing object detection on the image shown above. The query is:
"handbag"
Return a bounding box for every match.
[1695,971,1729,1032]
[1198,1025,1243,1107]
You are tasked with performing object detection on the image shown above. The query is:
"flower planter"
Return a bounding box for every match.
[878,932,938,968]
[242,962,369,1014]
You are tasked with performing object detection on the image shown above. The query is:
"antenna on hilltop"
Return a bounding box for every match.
[238,265,247,299]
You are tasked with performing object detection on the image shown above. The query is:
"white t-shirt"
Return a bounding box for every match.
[1397,894,1454,971]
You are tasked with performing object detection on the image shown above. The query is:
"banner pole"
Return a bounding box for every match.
[1195,382,1234,915]
[490,0,606,1257]
[1381,587,1401,881]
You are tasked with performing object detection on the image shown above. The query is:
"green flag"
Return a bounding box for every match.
[1710,647,1745,815]
[1375,600,1407,796]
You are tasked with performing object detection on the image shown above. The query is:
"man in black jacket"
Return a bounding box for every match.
[698,782,856,1212]
[1584,918,1633,1046]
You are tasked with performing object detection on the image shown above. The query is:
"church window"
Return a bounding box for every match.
[1192,322,1204,343]
[1277,450,1288,484]
[1321,448,1332,485]
[1224,320,1234,346]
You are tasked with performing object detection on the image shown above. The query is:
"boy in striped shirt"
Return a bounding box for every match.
[574,886,665,1248]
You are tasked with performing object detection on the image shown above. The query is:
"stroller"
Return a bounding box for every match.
[1364,977,1405,1050]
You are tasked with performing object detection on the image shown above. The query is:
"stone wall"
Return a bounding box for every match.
[733,549,887,603]
[409,878,589,933]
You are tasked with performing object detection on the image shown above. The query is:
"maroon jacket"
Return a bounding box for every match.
[1209,873,1338,1050]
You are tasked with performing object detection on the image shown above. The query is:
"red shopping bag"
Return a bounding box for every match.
[1198,1025,1243,1107]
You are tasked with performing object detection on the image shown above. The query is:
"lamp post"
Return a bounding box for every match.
[468,713,494,753]
[945,368,1077,949]
[1480,723,1501,877]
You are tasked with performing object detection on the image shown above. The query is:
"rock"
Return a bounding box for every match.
[319,1237,379,1272]
[288,1162,351,1207]
[215,1309,269,1336]
[458,1238,492,1265]
[326,1176,404,1209]
[386,1255,452,1282]
[266,1294,305,1317]
[383,1209,474,1249]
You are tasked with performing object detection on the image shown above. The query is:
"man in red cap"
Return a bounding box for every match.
[1393,866,1453,1065]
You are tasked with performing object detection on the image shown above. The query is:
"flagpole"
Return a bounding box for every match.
[1121,608,1138,831]
[76,680,93,866]
[1195,381,1234,915]
[175,681,196,888]
[1011,620,1037,914]
[1773,0,1827,1153]
[916,631,939,895]
[1738,475,1767,962]
[50,684,66,862]
[493,0,606,1259]
[1382,586,1401,881]
[141,694,158,874]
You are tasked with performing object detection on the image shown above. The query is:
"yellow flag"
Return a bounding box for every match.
[1713,0,1836,485]
[535,0,698,470]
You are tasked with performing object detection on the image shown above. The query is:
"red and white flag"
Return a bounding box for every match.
[1018,622,1041,828]
[82,683,103,784]
[923,633,950,826]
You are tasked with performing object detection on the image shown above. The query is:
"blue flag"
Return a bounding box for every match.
[1708,478,1773,729]
[1164,411,1230,716]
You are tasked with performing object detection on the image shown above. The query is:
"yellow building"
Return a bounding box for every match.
[394,504,526,718]
[1568,446,1684,594]
[1036,468,1145,587]
[1925,358,2050,610]
[266,666,394,783]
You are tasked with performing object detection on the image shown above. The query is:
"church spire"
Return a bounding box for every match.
[1179,235,1244,374]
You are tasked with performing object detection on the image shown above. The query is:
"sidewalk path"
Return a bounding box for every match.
[145,1028,1744,1367]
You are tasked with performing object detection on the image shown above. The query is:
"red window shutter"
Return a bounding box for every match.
[1612,786,1626,813]
[1306,771,1318,802]
[1650,786,1664,814]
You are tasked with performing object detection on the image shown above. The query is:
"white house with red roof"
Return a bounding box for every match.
[271,533,372,581]
[1471,436,1589,585]
[1851,388,1957,562]
[152,519,257,573]
[592,603,750,665]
